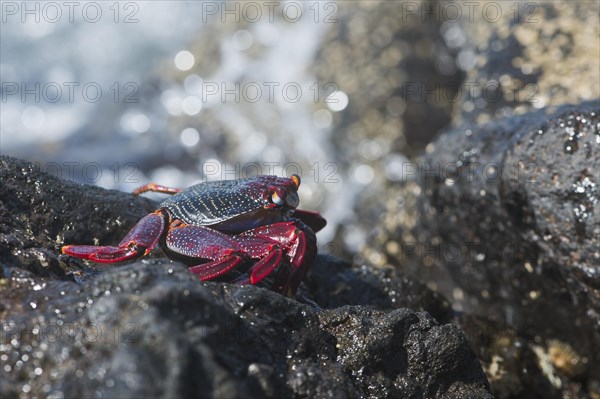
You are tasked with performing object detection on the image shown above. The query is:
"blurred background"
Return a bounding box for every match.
[3,3,600,397]
[1,1,598,263]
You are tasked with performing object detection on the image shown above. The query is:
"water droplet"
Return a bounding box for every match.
[571,175,598,237]
[564,138,578,154]
[180,127,200,147]
[174,50,194,71]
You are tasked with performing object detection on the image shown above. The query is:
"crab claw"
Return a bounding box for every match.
[292,209,327,232]
[238,219,317,296]
[62,244,141,262]
[61,212,165,263]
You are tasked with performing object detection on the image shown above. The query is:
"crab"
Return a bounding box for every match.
[61,174,326,296]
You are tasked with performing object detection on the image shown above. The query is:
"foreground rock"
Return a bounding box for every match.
[0,156,492,398]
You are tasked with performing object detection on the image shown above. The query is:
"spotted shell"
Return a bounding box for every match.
[158,176,299,233]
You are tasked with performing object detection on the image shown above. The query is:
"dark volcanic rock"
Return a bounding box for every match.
[309,254,453,324]
[0,156,492,398]
[416,102,600,397]
[0,156,157,280]
[1,263,491,399]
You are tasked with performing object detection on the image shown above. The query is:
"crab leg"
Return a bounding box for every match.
[239,220,317,295]
[232,238,284,285]
[133,183,182,196]
[189,254,245,280]
[165,225,286,285]
[61,211,165,263]
[166,225,247,280]
[247,248,283,284]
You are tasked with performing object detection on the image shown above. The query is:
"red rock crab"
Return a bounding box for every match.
[62,175,326,296]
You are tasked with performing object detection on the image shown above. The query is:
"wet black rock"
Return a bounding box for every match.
[0,156,157,280]
[417,102,600,397]
[0,156,492,398]
[308,254,453,324]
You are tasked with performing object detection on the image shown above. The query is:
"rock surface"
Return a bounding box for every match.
[0,156,492,398]
[374,101,599,398]
[363,100,600,398]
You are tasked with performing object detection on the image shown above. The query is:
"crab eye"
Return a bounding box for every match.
[271,188,286,206]
[291,174,301,189]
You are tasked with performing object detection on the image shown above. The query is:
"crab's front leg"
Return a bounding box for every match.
[292,209,327,233]
[61,211,165,262]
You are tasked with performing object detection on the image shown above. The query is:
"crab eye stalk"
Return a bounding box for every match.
[291,174,301,189]
[271,188,286,206]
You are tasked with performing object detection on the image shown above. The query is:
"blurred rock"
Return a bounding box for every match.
[365,2,600,271]
[0,156,492,398]
[313,0,463,155]
[308,0,466,257]
[458,313,594,399]
[454,2,599,124]
[369,101,599,398]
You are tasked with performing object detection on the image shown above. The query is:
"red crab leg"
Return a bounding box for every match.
[165,225,285,285]
[240,221,314,268]
[62,211,165,263]
[132,183,182,196]
[240,220,317,295]
[233,238,284,285]
[166,225,247,280]
[292,209,327,232]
